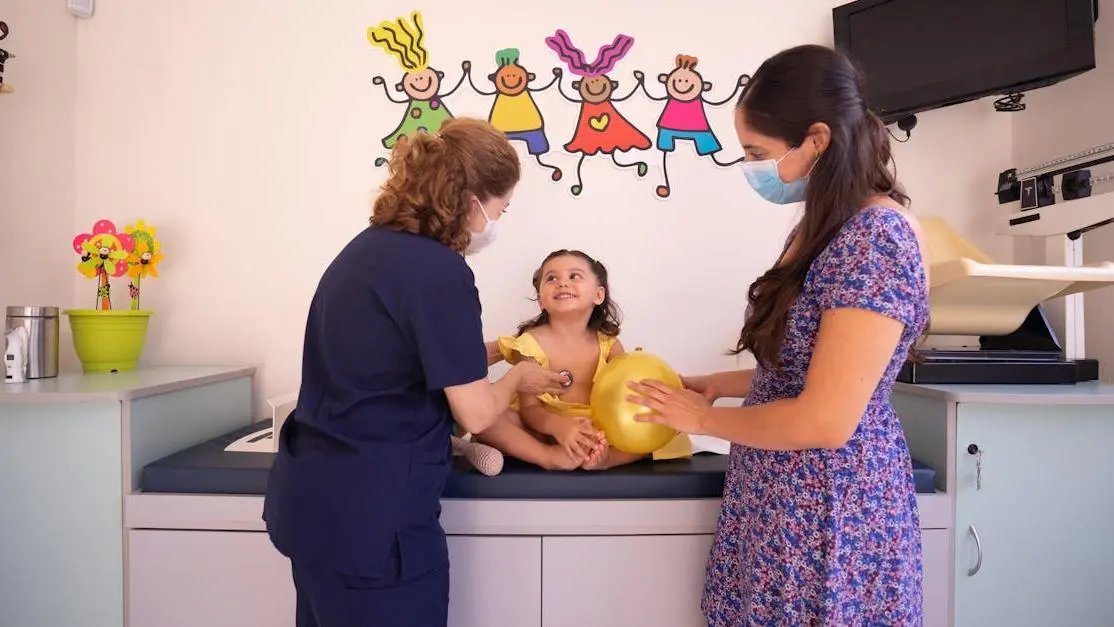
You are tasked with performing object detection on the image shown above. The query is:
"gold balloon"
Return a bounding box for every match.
[590,350,681,455]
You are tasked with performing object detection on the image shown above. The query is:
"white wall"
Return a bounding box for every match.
[1011,8,1113,380]
[0,0,78,368]
[7,0,1015,415]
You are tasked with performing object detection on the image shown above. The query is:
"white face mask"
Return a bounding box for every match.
[464,199,499,256]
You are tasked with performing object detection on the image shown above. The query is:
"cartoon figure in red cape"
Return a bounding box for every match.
[545,29,651,197]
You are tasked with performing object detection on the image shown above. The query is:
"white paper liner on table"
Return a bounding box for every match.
[688,435,730,455]
[224,426,275,453]
[223,391,297,454]
[684,397,742,456]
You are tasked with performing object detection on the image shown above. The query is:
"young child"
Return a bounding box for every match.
[476,249,689,471]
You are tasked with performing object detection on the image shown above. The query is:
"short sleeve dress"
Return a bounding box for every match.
[702,206,930,626]
[494,332,693,460]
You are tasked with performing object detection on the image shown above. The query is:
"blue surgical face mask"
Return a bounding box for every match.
[741,147,812,205]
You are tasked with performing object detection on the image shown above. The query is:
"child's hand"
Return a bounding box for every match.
[553,417,602,461]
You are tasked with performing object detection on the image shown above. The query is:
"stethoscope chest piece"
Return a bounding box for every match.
[558,369,574,388]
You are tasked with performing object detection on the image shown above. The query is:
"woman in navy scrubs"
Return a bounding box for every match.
[263,117,566,627]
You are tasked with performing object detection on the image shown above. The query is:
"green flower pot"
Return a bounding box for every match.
[64,309,153,373]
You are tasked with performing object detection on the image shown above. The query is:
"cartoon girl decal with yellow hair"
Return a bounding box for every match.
[367,10,468,167]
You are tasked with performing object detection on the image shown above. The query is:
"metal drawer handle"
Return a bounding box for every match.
[967,524,983,576]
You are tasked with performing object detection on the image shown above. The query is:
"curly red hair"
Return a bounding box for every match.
[371,118,521,252]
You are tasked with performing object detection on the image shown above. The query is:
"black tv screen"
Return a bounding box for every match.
[833,0,1097,123]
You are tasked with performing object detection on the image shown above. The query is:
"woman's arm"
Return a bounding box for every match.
[699,308,903,450]
[632,208,922,451]
[445,362,565,434]
[444,369,523,434]
[699,209,921,449]
[689,369,755,399]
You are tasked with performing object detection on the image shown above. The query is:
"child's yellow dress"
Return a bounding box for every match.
[497,332,692,461]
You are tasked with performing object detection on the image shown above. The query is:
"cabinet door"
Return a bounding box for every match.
[127,530,295,627]
[448,536,542,627]
[921,529,950,627]
[541,535,713,627]
[127,531,541,627]
[954,403,1114,626]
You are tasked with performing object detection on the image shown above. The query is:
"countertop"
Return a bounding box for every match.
[893,380,1114,404]
[0,366,256,404]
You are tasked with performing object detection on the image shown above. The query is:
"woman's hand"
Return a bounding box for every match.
[513,361,568,396]
[626,379,712,435]
[680,375,719,402]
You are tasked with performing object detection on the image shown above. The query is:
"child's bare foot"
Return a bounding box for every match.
[580,434,611,471]
[580,446,611,471]
[540,444,583,471]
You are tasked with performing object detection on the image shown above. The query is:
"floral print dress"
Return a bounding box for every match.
[702,206,929,626]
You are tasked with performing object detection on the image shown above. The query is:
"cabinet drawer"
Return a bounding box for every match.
[541,535,713,627]
[448,536,541,627]
[127,530,294,627]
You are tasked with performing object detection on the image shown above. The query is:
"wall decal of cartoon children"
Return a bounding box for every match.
[367,10,468,167]
[464,48,564,182]
[634,55,750,198]
[545,30,652,197]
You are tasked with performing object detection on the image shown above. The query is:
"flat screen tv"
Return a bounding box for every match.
[833,0,1098,124]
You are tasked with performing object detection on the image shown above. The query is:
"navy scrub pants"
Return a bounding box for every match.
[291,561,449,627]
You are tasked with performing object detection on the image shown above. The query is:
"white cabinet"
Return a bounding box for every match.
[895,383,1114,627]
[541,535,714,627]
[952,402,1114,627]
[122,492,949,626]
[127,530,294,627]
[448,536,542,627]
[126,531,544,627]
[0,367,254,627]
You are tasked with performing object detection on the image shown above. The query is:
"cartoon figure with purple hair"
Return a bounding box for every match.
[545,30,651,197]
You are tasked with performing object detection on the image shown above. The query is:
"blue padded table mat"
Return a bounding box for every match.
[140,420,938,499]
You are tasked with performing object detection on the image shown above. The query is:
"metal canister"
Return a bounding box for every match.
[5,306,60,379]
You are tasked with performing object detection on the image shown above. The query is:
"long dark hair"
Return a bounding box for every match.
[732,44,909,368]
[516,249,622,337]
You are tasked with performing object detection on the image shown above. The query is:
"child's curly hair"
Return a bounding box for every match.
[517,249,622,337]
[371,118,521,253]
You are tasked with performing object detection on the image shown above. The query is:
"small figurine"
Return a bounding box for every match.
[0,21,13,92]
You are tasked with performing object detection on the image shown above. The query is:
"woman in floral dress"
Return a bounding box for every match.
[628,45,929,626]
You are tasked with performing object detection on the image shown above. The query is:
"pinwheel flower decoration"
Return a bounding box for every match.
[72,219,135,310]
[124,220,164,310]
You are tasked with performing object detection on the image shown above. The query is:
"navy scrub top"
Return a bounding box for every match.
[263,226,487,579]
